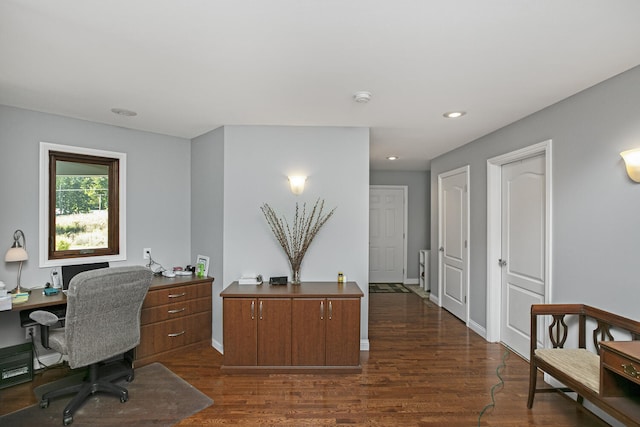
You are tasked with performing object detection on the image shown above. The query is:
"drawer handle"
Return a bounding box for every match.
[251,300,255,320]
[168,292,186,298]
[320,301,324,320]
[168,331,186,337]
[167,308,185,314]
[622,363,640,379]
[329,300,333,320]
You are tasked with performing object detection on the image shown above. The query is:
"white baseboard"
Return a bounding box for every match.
[468,319,486,339]
[404,278,419,285]
[212,338,223,354]
[360,339,370,352]
[429,293,439,305]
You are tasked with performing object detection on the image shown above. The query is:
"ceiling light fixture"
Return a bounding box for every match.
[387,156,399,161]
[443,111,466,119]
[110,108,137,117]
[353,91,372,103]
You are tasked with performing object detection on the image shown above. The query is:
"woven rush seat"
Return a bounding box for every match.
[535,348,600,393]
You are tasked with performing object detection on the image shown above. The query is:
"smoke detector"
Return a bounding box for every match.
[353,91,372,103]
[111,108,137,117]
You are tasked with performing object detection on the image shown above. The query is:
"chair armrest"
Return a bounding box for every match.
[29,310,59,326]
[29,310,60,349]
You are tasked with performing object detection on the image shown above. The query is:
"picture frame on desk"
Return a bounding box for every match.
[196,254,210,277]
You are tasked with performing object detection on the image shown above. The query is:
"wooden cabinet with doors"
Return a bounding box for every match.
[221,281,363,373]
[223,297,292,366]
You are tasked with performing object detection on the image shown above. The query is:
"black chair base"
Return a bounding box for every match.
[40,354,134,425]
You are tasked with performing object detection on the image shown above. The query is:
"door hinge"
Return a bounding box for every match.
[464,296,467,304]
[464,240,467,248]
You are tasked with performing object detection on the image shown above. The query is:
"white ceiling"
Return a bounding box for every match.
[2,1,640,171]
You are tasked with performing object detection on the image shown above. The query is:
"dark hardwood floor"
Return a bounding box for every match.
[1,291,609,426]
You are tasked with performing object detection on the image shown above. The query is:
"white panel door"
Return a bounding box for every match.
[500,154,546,358]
[439,169,468,321]
[369,187,405,283]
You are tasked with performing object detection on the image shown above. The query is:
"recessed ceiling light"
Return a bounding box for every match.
[443,111,466,119]
[111,108,137,117]
[353,91,372,103]
[387,156,399,161]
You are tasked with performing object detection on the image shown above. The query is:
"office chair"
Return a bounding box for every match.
[29,266,153,426]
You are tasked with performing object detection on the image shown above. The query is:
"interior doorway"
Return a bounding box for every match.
[486,140,552,359]
[437,166,470,323]
[369,186,407,283]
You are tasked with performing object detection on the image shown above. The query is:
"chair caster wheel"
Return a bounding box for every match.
[39,399,49,408]
[63,415,73,425]
[126,373,134,382]
[120,395,128,403]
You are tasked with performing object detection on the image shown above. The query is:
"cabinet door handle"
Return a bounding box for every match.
[167,308,185,314]
[168,292,186,298]
[168,330,185,337]
[250,300,255,320]
[259,300,263,320]
[320,301,324,320]
[329,300,333,320]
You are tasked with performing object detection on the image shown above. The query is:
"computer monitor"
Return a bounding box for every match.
[61,262,109,290]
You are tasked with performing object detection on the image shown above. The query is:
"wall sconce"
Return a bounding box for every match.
[288,176,307,195]
[620,148,640,183]
[5,229,28,293]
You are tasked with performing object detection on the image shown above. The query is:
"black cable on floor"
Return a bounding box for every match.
[30,331,63,372]
[477,346,510,426]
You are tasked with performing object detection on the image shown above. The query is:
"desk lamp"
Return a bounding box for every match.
[5,229,28,294]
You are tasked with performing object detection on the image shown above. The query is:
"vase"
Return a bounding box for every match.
[291,268,301,285]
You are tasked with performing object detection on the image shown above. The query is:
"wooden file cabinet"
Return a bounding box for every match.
[135,275,213,367]
[221,281,362,373]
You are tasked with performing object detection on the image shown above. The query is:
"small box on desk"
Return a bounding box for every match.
[0,343,34,389]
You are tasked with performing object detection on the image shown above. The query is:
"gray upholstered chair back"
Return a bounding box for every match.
[63,266,152,368]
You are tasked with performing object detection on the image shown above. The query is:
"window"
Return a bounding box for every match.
[40,143,126,267]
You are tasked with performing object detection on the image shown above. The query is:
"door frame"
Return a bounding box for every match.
[369,185,408,284]
[437,165,470,324]
[486,140,553,343]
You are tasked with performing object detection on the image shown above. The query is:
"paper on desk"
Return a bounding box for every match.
[12,293,29,305]
[239,275,262,285]
[0,295,11,311]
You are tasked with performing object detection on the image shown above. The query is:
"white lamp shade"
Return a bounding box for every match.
[5,247,28,262]
[621,148,640,183]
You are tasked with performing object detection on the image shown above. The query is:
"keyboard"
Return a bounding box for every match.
[19,304,67,327]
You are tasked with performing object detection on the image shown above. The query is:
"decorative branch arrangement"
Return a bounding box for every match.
[261,198,336,284]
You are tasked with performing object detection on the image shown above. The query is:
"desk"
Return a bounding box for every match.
[11,290,65,312]
[11,274,214,367]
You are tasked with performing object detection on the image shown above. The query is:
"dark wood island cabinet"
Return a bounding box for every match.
[221,281,363,373]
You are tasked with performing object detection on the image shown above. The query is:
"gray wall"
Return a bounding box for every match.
[370,170,430,280]
[430,65,640,329]
[191,126,225,348]
[191,125,371,351]
[0,105,192,347]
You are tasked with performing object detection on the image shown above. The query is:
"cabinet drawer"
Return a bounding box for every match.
[137,311,211,358]
[602,348,640,386]
[140,297,211,325]
[143,282,211,308]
